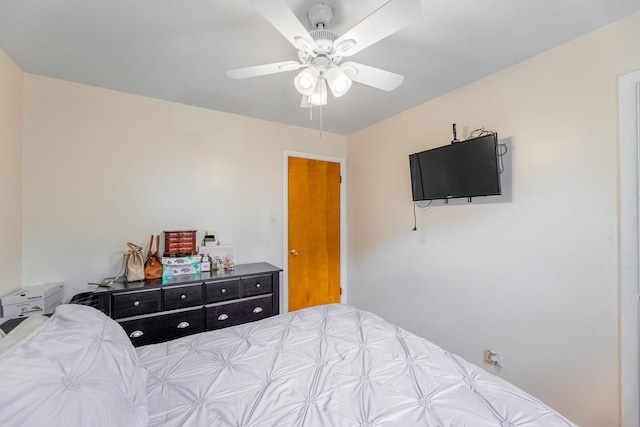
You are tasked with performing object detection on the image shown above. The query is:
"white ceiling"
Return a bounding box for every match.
[1,0,638,135]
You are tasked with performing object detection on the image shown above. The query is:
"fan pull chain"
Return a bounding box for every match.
[306,104,323,138]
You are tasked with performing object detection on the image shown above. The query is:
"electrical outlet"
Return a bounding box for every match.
[483,349,504,368]
[492,352,504,368]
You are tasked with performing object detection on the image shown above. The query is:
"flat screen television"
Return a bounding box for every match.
[409,133,501,201]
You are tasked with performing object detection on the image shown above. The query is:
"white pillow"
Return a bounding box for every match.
[0,304,148,427]
[0,315,49,355]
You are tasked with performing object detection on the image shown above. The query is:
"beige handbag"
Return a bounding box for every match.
[126,242,145,282]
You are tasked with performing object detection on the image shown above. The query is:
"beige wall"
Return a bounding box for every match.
[6,10,640,427]
[21,75,346,297]
[347,12,640,427]
[0,49,23,296]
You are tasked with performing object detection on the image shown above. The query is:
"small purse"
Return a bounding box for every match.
[144,235,163,279]
[126,242,145,282]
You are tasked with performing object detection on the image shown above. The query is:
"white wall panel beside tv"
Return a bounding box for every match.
[409,133,512,206]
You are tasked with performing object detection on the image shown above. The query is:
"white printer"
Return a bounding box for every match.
[1,282,64,318]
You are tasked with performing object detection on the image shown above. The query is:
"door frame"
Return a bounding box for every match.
[282,151,347,313]
[620,69,640,427]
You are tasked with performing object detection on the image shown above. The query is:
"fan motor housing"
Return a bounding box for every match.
[311,29,336,55]
[307,3,333,28]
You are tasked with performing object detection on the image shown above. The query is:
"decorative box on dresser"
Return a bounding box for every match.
[93,262,281,346]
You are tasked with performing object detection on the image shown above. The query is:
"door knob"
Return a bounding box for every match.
[290,249,298,256]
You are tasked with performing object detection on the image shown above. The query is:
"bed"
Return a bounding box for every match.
[0,303,575,426]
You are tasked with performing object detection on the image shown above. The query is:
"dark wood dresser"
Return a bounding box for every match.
[93,262,281,346]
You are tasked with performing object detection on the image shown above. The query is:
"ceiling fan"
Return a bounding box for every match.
[226,0,422,108]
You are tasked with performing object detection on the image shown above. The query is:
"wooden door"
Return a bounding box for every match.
[288,157,341,311]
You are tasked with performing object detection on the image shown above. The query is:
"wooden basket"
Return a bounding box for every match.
[163,230,197,257]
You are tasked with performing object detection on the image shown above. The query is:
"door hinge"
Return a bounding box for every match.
[340,287,342,295]
[340,175,342,184]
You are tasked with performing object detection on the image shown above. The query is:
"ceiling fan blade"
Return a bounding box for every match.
[226,61,302,79]
[249,0,317,53]
[341,61,404,91]
[333,0,421,57]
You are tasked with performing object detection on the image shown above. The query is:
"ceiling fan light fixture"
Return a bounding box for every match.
[229,0,416,112]
[309,78,327,106]
[325,66,352,97]
[294,66,320,96]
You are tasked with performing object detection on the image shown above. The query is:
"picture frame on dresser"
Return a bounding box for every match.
[92,262,281,346]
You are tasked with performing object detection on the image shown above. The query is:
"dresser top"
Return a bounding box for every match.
[92,262,282,293]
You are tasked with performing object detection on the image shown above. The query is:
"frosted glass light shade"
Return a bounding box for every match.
[325,67,352,97]
[294,67,320,96]
[309,79,327,106]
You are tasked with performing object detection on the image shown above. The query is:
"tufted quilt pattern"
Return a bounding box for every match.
[0,304,149,427]
[137,303,576,427]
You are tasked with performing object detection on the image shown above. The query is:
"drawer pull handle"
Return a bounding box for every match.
[221,289,226,294]
[256,283,261,288]
[218,314,229,321]
[133,301,140,307]
[253,307,263,314]
[129,330,144,338]
[180,294,187,300]
[177,321,190,329]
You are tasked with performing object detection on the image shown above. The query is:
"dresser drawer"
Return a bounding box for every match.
[163,284,203,310]
[118,307,204,347]
[241,275,272,297]
[112,289,161,319]
[204,279,240,304]
[206,295,272,330]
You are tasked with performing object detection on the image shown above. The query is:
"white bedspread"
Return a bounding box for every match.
[0,305,149,427]
[137,304,575,426]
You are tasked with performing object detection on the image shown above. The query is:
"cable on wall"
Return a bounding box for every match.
[497,143,507,174]
[412,202,417,230]
[467,127,508,174]
[412,200,432,231]
[466,127,493,140]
